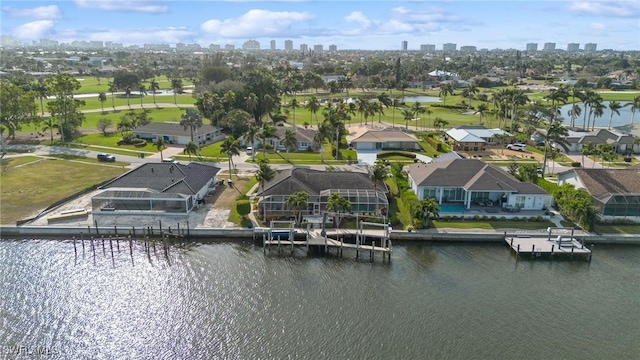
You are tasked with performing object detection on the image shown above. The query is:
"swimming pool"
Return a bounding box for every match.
[439,204,466,213]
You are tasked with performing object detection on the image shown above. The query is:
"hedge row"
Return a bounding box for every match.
[424,135,443,152]
[377,151,416,159]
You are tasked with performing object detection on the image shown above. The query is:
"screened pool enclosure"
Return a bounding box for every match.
[259,189,389,216]
[91,189,194,214]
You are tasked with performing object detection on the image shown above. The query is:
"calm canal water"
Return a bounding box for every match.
[1,239,639,359]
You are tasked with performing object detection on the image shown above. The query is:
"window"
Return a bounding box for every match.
[515,196,525,208]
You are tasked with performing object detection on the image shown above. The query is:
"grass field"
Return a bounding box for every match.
[227,176,258,226]
[0,156,126,224]
[71,76,195,94]
[431,220,555,230]
[595,225,640,235]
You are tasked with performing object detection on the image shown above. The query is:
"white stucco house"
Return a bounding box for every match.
[133,122,225,146]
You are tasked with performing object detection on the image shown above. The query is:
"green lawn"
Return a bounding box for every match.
[595,225,640,235]
[227,176,258,226]
[70,76,194,95]
[0,156,126,224]
[73,132,158,152]
[431,220,555,230]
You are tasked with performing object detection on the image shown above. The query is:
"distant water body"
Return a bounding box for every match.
[1,239,639,359]
[560,101,635,128]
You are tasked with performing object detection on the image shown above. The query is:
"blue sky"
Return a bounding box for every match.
[1,1,639,50]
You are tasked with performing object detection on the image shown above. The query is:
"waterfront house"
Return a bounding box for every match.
[133,122,225,146]
[405,159,551,210]
[91,163,220,214]
[557,167,640,220]
[257,168,388,218]
[553,128,636,154]
[349,129,421,150]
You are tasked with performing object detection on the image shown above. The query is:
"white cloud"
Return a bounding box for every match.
[2,5,61,19]
[590,22,607,31]
[201,9,313,38]
[13,20,56,40]
[344,11,372,28]
[74,0,168,14]
[568,1,640,17]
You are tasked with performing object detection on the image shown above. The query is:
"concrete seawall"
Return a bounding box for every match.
[1,226,639,244]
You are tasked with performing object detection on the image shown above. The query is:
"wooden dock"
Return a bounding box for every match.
[259,220,392,262]
[506,233,592,260]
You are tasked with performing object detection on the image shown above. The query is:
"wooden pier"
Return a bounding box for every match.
[505,227,592,261]
[260,219,392,262]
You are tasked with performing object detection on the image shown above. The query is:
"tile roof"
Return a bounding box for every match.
[572,168,640,199]
[274,126,317,143]
[406,159,548,194]
[446,127,512,143]
[133,122,221,137]
[350,130,419,143]
[260,168,386,196]
[100,163,220,195]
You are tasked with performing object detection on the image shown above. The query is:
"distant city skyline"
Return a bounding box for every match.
[1,1,639,51]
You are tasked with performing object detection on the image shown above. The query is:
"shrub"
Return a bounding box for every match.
[443,215,451,221]
[571,162,581,167]
[482,215,489,221]
[512,216,519,221]
[490,216,497,221]
[536,216,544,222]
[451,215,459,220]
[473,215,480,221]
[500,216,506,221]
[378,150,417,159]
[236,200,251,218]
[413,218,425,229]
[425,136,443,152]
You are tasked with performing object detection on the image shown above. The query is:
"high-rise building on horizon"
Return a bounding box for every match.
[270,40,276,50]
[225,44,235,51]
[567,43,580,52]
[401,40,408,51]
[526,43,538,52]
[284,40,293,51]
[328,44,337,52]
[420,44,436,52]
[443,43,457,51]
[242,40,260,50]
[543,42,556,51]
[584,43,597,52]
[209,44,221,51]
[313,44,323,53]
[460,45,476,52]
[300,43,308,53]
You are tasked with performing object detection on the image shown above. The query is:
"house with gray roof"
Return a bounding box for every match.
[91,162,220,214]
[133,122,225,146]
[444,126,512,152]
[349,129,421,150]
[257,168,388,218]
[554,128,637,154]
[557,166,640,221]
[243,126,317,152]
[405,159,551,210]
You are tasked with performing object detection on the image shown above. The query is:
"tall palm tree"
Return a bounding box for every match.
[220,135,240,180]
[138,84,147,107]
[356,97,368,126]
[464,83,478,109]
[125,85,132,109]
[474,103,489,125]
[108,82,117,110]
[183,141,198,162]
[541,121,569,178]
[419,198,440,228]
[305,96,321,126]
[149,78,160,107]
[171,78,183,105]
[289,98,299,127]
[34,79,48,116]
[98,92,107,114]
[260,123,276,159]
[510,89,529,131]
[591,101,605,130]
[377,92,392,123]
[391,97,402,128]
[244,93,258,121]
[314,124,330,162]
[369,162,389,214]
[281,128,298,162]
[373,102,385,124]
[347,103,357,126]
[180,108,203,142]
[607,100,622,130]
[156,138,166,161]
[626,95,640,125]
[569,87,585,127]
[401,109,413,129]
[439,83,454,106]
[245,125,260,162]
[546,85,569,122]
[255,158,276,222]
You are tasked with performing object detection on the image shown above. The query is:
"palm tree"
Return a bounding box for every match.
[98,92,107,114]
[34,79,48,116]
[541,121,569,178]
[401,109,413,129]
[305,96,321,126]
[510,89,529,131]
[591,101,605,130]
[289,98,299,127]
[171,78,183,105]
[149,78,160,107]
[363,102,375,125]
[124,85,132,109]
[369,162,389,214]
[464,83,478,109]
[156,138,166,161]
[244,93,258,121]
[546,85,569,122]
[220,135,240,180]
[581,141,593,167]
[138,84,147,107]
[285,191,308,226]
[474,103,489,125]
[419,198,439,228]
[108,82,117,110]
[255,158,276,197]
[391,97,402,128]
[183,141,198,162]
[326,192,351,226]
[260,123,276,159]
[281,128,298,162]
[356,97,368,126]
[377,92,392,123]
[314,124,329,162]
[245,125,260,162]
[439,83,454,106]
[567,104,582,127]
[626,95,640,125]
[569,87,585,127]
[180,108,203,142]
[607,100,622,130]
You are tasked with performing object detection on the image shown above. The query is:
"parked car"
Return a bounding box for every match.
[162,158,178,164]
[506,143,526,151]
[97,153,116,162]
[246,147,253,155]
